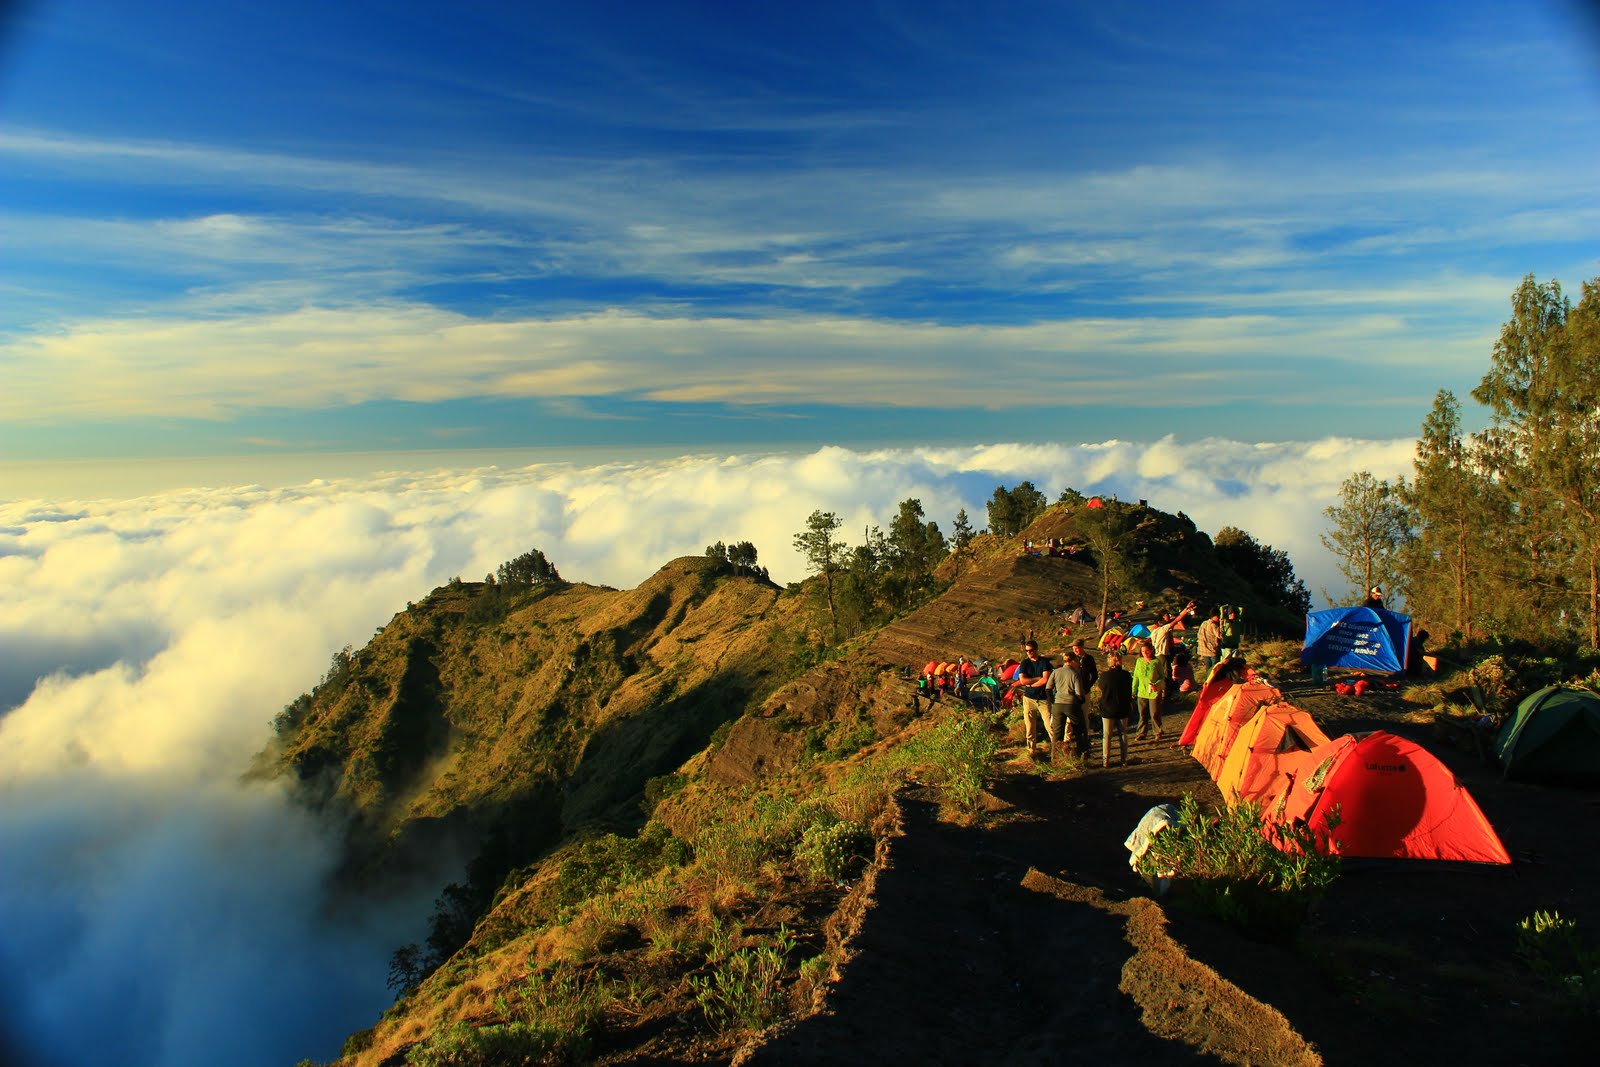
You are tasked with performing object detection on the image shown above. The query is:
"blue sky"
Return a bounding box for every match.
[3,0,1599,462]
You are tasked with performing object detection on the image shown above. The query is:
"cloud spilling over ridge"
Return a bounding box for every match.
[0,437,1414,1066]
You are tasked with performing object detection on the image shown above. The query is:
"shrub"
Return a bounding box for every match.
[1136,795,1341,941]
[794,821,873,883]
[552,823,689,912]
[689,925,796,1032]
[903,713,999,811]
[405,1020,571,1066]
[1517,909,1600,1006]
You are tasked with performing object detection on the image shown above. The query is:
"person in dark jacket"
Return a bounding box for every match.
[1096,651,1135,767]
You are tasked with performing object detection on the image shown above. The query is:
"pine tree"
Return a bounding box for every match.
[1320,471,1411,604]
[794,510,845,643]
[1472,275,1600,647]
[949,508,976,579]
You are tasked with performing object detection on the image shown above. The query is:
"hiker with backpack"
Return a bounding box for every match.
[1048,651,1091,758]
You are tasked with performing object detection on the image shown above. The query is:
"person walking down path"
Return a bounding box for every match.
[1009,640,1056,758]
[1048,651,1091,758]
[1097,651,1134,767]
[1132,642,1166,740]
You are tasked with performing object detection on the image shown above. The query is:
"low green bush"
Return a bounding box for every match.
[1517,909,1600,1006]
[689,925,796,1032]
[1137,795,1341,942]
[902,713,998,811]
[405,1020,572,1066]
[552,822,689,912]
[794,820,873,883]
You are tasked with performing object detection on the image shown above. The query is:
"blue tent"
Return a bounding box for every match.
[1301,606,1411,673]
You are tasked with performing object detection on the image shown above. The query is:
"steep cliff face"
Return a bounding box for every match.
[267,556,813,879]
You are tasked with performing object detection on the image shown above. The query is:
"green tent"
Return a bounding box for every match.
[1494,685,1600,784]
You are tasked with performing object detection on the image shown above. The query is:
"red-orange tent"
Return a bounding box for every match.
[1192,681,1284,780]
[1178,673,1236,745]
[1087,497,1104,508]
[922,660,939,676]
[1215,705,1330,806]
[999,658,1021,681]
[1263,731,1511,865]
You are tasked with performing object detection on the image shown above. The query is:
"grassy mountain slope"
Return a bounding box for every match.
[266,556,820,884]
[276,500,1355,1066]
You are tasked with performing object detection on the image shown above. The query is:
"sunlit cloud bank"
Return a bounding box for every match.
[0,437,1414,1066]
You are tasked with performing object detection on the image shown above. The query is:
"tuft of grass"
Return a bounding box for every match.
[689,924,797,1033]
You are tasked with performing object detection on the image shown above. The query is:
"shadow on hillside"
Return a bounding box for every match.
[748,790,1213,1065]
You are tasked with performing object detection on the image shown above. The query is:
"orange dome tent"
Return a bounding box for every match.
[1191,681,1284,781]
[1263,732,1511,865]
[1215,704,1330,806]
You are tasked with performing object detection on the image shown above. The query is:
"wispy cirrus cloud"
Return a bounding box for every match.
[0,300,1494,424]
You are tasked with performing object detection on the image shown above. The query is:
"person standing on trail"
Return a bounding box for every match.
[1097,651,1134,767]
[1048,651,1091,758]
[1132,641,1166,740]
[1070,638,1099,742]
[1010,640,1056,757]
[1195,607,1223,677]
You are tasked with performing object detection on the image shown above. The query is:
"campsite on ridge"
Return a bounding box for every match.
[258,485,1600,1067]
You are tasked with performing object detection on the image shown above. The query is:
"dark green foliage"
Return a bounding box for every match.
[341,1027,375,1057]
[794,821,873,882]
[1321,470,1411,604]
[985,481,1047,538]
[705,540,769,579]
[405,1019,574,1067]
[551,823,690,912]
[948,508,976,577]
[640,772,687,816]
[272,692,314,740]
[497,548,562,588]
[1214,526,1311,615]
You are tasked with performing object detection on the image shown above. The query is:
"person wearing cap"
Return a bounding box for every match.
[1009,640,1056,757]
[1362,586,1385,610]
[1148,601,1195,690]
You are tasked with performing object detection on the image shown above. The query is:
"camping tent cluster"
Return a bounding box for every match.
[1177,675,1511,865]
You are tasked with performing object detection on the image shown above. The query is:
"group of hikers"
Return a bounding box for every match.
[915,602,1252,768]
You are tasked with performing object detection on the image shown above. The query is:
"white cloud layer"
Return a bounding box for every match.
[0,437,1414,1065]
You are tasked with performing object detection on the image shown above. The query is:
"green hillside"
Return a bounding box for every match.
[269,498,1321,1066]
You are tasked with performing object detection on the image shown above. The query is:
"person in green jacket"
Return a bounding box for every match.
[1131,640,1166,740]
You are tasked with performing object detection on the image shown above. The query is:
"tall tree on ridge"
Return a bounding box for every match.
[794,510,845,643]
[1321,471,1412,604]
[1405,390,1493,640]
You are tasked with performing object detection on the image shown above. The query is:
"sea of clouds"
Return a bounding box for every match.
[0,437,1413,1066]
